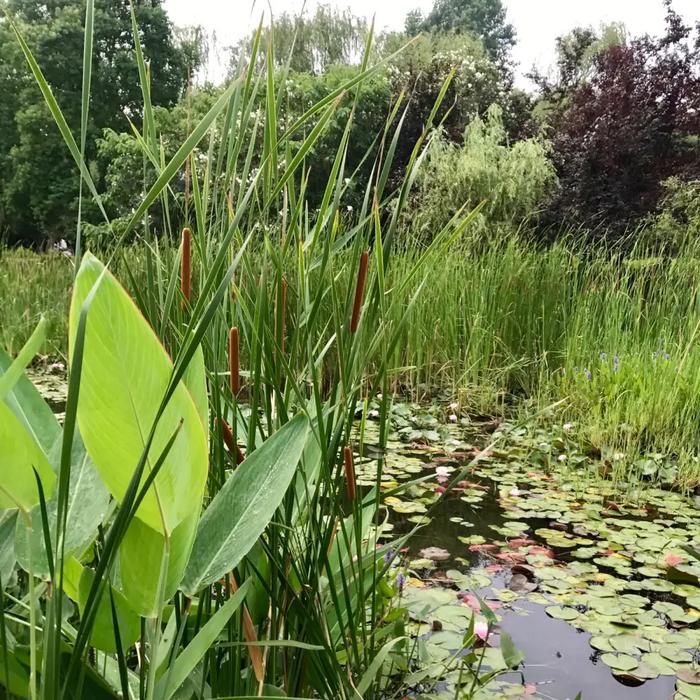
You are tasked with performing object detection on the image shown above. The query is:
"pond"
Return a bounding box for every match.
[31,369,700,699]
[358,405,700,699]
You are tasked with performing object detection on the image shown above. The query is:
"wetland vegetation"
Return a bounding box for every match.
[1,0,699,699]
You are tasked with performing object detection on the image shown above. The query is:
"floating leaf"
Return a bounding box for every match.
[601,653,639,672]
[545,606,579,621]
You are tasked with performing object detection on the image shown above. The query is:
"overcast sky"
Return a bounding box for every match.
[165,0,700,87]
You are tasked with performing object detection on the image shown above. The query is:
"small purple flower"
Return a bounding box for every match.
[663,352,670,361]
[613,355,620,373]
[600,352,607,361]
[396,572,405,592]
[384,550,393,565]
[584,368,592,381]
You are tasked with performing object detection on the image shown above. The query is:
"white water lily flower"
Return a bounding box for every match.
[563,422,573,431]
[558,454,567,462]
[436,466,450,478]
[449,414,458,423]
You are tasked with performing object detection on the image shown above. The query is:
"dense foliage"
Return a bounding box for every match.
[0,0,698,247]
[409,105,557,243]
[231,4,369,74]
[405,0,516,70]
[544,5,700,235]
[0,0,198,245]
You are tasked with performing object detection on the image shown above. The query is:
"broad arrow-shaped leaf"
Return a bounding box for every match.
[14,431,110,579]
[0,401,55,511]
[180,414,309,595]
[69,253,207,535]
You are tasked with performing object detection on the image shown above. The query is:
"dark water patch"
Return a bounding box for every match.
[361,412,700,700]
[500,602,676,700]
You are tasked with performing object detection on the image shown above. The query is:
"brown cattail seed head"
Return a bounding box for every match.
[181,227,192,307]
[219,418,235,452]
[229,327,240,396]
[343,446,356,502]
[350,251,369,333]
[218,418,245,464]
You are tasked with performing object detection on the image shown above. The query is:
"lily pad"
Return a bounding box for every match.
[545,606,579,621]
[601,653,639,672]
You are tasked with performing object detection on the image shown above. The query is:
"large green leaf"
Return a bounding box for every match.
[182,340,208,438]
[0,512,17,587]
[69,253,207,535]
[0,649,30,698]
[181,415,309,596]
[0,401,55,511]
[0,318,46,402]
[0,347,60,458]
[119,508,199,618]
[14,432,110,578]
[78,567,140,654]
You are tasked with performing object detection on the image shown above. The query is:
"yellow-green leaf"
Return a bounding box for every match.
[69,253,207,535]
[0,402,55,512]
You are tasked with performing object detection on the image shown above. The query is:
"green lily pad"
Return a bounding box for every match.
[601,653,639,672]
[659,645,693,663]
[545,606,579,621]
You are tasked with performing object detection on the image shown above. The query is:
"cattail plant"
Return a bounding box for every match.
[350,250,369,333]
[218,418,245,464]
[343,446,356,501]
[229,326,240,396]
[180,227,192,307]
[278,276,287,355]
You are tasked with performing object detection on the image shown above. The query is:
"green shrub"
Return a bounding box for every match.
[408,104,557,243]
[641,177,700,254]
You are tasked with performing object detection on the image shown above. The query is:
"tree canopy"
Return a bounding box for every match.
[231,4,369,75]
[406,0,516,68]
[0,0,198,245]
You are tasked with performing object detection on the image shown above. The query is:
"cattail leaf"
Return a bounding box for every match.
[158,580,251,700]
[69,253,207,535]
[180,415,308,596]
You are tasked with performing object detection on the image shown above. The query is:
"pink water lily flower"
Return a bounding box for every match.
[474,619,489,641]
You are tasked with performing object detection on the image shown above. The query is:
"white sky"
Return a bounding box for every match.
[165,0,700,87]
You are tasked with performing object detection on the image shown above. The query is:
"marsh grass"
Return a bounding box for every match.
[6,232,700,488]
[0,248,72,358]
[2,5,700,698]
[0,7,499,700]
